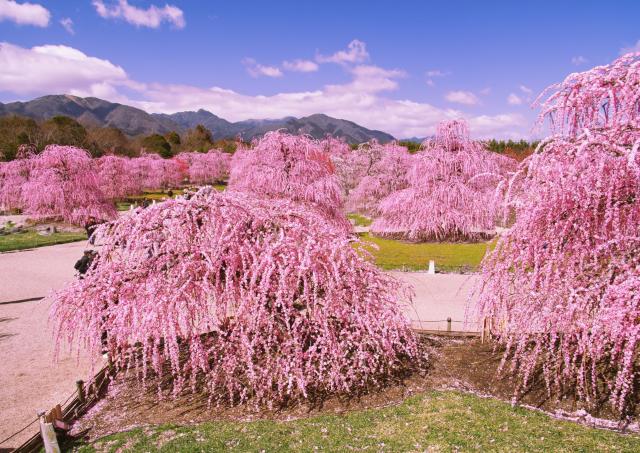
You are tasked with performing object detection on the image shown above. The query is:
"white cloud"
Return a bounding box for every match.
[327,65,405,94]
[425,69,448,87]
[620,41,640,55]
[316,39,369,64]
[282,59,318,73]
[60,17,74,35]
[92,0,185,29]
[0,0,49,27]
[131,82,526,139]
[242,58,283,78]
[426,69,448,77]
[469,114,527,140]
[571,55,588,66]
[445,90,480,106]
[0,42,128,97]
[519,85,532,95]
[507,93,523,105]
[479,87,491,95]
[0,41,530,139]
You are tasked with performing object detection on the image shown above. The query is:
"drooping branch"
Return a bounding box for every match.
[52,189,419,406]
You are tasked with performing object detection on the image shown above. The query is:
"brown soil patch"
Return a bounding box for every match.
[70,335,639,442]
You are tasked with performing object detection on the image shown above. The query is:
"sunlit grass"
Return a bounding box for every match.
[117,189,184,211]
[0,230,87,252]
[358,232,493,272]
[347,213,373,227]
[69,391,640,452]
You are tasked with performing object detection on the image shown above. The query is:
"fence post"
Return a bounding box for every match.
[38,410,60,453]
[428,260,435,274]
[447,317,452,332]
[76,379,85,404]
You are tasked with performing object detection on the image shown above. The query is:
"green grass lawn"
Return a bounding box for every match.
[117,187,226,211]
[347,213,373,227]
[0,230,87,252]
[117,190,184,211]
[69,391,640,452]
[359,232,491,272]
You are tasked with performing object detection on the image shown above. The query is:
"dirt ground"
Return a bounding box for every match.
[0,241,100,450]
[0,296,100,449]
[68,336,640,444]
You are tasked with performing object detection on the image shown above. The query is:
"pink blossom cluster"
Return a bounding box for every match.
[0,157,31,212]
[346,141,414,216]
[477,53,640,416]
[94,155,143,201]
[52,188,419,406]
[535,52,640,136]
[228,131,349,230]
[331,140,386,197]
[371,120,516,241]
[320,135,351,159]
[109,150,227,193]
[434,119,471,151]
[130,153,187,190]
[182,149,231,185]
[21,145,116,224]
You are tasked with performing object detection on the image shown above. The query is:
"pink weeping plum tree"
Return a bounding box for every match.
[160,157,188,190]
[185,149,231,185]
[228,131,349,230]
[52,188,420,406]
[321,135,351,159]
[371,120,516,242]
[0,158,30,212]
[95,155,142,201]
[131,153,187,191]
[332,139,386,198]
[346,142,413,216]
[476,52,640,417]
[21,145,116,225]
[130,153,163,190]
[0,145,37,212]
[534,52,640,135]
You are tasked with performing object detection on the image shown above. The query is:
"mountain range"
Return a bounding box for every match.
[0,95,395,144]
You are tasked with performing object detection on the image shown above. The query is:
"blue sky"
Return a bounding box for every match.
[1,0,639,139]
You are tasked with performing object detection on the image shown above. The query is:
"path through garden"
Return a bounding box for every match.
[0,241,100,449]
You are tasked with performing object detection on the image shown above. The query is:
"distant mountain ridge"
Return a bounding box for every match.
[0,95,395,144]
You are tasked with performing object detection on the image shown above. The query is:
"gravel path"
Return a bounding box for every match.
[391,272,479,332]
[0,240,98,449]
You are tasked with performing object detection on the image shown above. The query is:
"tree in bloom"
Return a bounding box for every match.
[130,153,163,191]
[371,120,516,241]
[21,145,116,225]
[534,52,640,135]
[228,131,349,230]
[52,189,420,406]
[131,153,187,191]
[159,157,188,190]
[320,135,351,159]
[0,145,36,212]
[184,149,231,185]
[0,159,30,212]
[476,53,640,417]
[95,155,142,201]
[332,140,385,198]
[347,142,413,216]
